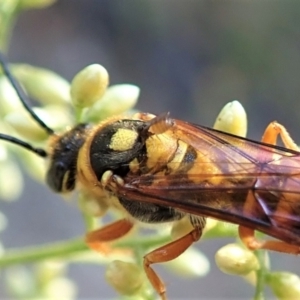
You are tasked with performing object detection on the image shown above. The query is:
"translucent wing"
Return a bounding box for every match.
[115,120,300,245]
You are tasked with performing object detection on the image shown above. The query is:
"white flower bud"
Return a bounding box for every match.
[171,216,194,240]
[4,105,71,141]
[204,218,218,232]
[213,100,247,137]
[0,144,8,161]
[0,160,23,201]
[17,149,46,182]
[71,64,109,109]
[5,109,48,141]
[267,272,300,299]
[5,266,35,296]
[105,260,145,296]
[164,247,210,277]
[44,277,77,299]
[0,77,24,116]
[86,84,140,122]
[36,261,67,284]
[215,243,259,276]
[12,64,70,106]
[78,191,109,217]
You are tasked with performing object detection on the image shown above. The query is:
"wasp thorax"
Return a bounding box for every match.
[46,124,89,193]
[89,119,149,181]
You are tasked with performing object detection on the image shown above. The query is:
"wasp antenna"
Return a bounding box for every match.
[0,52,54,135]
[0,134,47,157]
[147,112,174,135]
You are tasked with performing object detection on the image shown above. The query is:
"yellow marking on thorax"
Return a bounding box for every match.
[110,128,138,151]
[167,140,188,172]
[129,158,140,173]
[146,131,177,170]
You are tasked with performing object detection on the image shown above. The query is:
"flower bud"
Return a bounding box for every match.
[4,105,70,141]
[0,159,23,201]
[105,260,145,296]
[0,77,24,116]
[17,149,46,182]
[164,247,210,277]
[36,261,67,284]
[86,84,140,122]
[78,191,109,217]
[12,64,70,106]
[71,64,109,109]
[215,243,259,276]
[204,218,218,232]
[0,144,8,161]
[213,100,247,137]
[41,104,73,129]
[44,277,77,299]
[5,266,35,297]
[267,272,300,299]
[171,216,194,240]
[5,109,48,141]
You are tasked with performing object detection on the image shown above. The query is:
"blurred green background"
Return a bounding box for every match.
[1,1,300,299]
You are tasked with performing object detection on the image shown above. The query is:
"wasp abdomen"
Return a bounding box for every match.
[119,197,184,223]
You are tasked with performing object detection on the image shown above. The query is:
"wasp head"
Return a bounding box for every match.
[46,124,89,193]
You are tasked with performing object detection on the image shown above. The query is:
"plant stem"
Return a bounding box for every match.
[0,238,87,268]
[74,107,84,123]
[0,0,20,52]
[0,234,170,268]
[253,250,267,300]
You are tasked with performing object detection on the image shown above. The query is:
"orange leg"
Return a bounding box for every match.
[85,219,134,254]
[143,227,202,300]
[262,121,299,150]
[239,226,300,255]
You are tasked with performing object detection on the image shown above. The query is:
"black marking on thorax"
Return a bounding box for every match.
[90,120,149,180]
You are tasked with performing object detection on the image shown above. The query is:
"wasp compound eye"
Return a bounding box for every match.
[46,124,88,193]
[46,161,71,192]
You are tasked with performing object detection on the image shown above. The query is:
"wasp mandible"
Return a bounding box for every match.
[1,53,300,300]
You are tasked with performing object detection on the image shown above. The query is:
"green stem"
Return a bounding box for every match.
[82,213,98,232]
[74,106,84,123]
[0,238,87,268]
[0,0,20,52]
[0,234,170,268]
[253,250,267,300]
[0,223,240,270]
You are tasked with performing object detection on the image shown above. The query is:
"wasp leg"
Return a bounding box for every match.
[143,227,202,300]
[238,226,300,254]
[85,219,134,254]
[262,121,299,150]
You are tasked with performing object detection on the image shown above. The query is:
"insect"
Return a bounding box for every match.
[1,53,300,300]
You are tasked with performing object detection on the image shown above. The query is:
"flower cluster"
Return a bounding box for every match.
[1,1,300,299]
[1,62,300,298]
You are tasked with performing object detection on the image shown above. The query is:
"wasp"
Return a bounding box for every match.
[1,53,300,300]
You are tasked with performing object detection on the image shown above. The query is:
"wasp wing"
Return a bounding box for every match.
[115,120,300,245]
